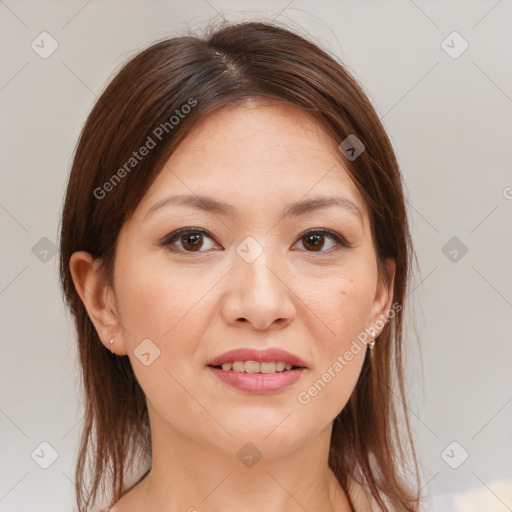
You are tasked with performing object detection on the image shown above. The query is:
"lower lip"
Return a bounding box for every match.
[207,367,306,394]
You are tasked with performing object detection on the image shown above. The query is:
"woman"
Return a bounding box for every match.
[59,21,420,512]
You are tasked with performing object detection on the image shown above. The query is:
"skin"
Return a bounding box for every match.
[70,99,394,512]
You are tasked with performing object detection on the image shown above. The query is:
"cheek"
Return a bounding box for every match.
[112,253,218,424]
[113,249,222,380]
[114,249,202,339]
[294,282,371,422]
[296,259,375,413]
[308,257,377,351]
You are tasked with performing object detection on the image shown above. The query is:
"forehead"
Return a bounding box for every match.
[134,100,367,221]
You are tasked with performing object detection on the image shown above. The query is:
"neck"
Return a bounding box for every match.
[128,408,352,512]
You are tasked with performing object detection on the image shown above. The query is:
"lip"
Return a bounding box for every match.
[206,348,308,368]
[207,366,306,394]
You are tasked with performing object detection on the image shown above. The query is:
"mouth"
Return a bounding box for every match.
[208,360,303,374]
[206,347,308,375]
[206,348,308,393]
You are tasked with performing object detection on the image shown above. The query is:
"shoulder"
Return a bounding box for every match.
[346,475,374,512]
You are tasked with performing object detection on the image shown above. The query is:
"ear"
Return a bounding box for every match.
[369,258,396,334]
[69,251,128,355]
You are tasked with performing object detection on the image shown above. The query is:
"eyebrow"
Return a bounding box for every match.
[144,193,363,223]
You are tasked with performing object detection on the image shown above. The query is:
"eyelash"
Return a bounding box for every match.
[159,227,351,255]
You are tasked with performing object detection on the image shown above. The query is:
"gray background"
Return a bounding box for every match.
[1,1,511,511]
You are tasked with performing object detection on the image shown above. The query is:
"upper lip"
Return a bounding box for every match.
[207,348,308,368]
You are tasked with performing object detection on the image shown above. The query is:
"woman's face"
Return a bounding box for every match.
[109,100,393,457]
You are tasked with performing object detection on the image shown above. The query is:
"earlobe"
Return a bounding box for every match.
[69,251,127,355]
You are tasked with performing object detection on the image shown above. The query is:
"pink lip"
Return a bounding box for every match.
[207,366,306,394]
[206,348,308,368]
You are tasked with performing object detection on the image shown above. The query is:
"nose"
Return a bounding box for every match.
[221,247,296,331]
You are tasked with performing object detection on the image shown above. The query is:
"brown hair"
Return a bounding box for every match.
[59,20,419,512]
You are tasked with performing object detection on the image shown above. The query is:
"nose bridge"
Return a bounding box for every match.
[224,236,294,329]
[236,239,283,298]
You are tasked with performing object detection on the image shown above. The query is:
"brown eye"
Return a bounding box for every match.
[302,233,326,252]
[160,228,217,253]
[294,229,349,253]
[181,232,204,251]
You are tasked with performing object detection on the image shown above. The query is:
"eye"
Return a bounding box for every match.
[159,228,219,253]
[292,229,350,253]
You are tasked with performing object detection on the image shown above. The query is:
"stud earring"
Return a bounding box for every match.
[109,338,114,356]
[368,329,377,351]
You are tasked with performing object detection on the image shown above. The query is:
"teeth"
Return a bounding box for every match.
[218,360,296,373]
[245,361,260,373]
[260,362,276,374]
[232,361,244,372]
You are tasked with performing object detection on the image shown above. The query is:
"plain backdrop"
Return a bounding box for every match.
[1,1,511,511]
